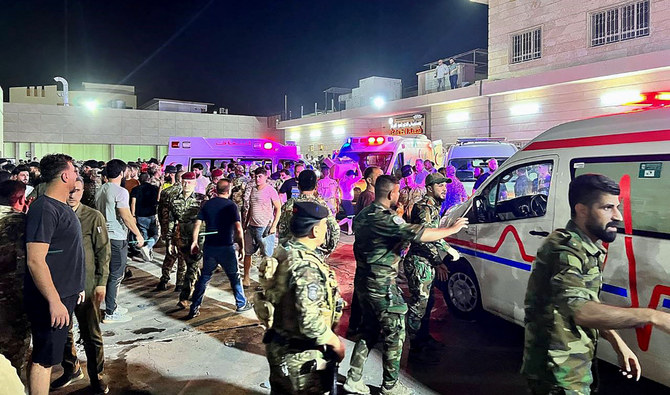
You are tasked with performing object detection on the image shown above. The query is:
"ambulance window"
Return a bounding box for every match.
[478,161,553,223]
[191,158,212,171]
[392,153,404,177]
[572,156,670,238]
[359,152,392,173]
[213,158,234,169]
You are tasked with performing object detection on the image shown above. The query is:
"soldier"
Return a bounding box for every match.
[404,173,455,363]
[343,175,468,395]
[522,174,670,394]
[166,172,206,308]
[397,165,425,222]
[277,170,340,258]
[231,165,251,221]
[156,171,186,291]
[257,201,345,394]
[316,163,341,215]
[205,169,225,200]
[52,178,110,394]
[0,180,30,376]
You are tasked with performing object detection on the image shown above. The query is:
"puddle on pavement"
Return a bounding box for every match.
[117,336,155,345]
[132,327,166,335]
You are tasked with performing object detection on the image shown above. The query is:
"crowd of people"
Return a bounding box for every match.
[3,152,670,395]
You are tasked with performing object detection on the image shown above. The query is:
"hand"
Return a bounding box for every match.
[135,234,145,248]
[615,341,641,381]
[190,241,200,255]
[269,226,277,235]
[435,265,449,282]
[448,217,469,233]
[329,337,346,362]
[94,286,106,305]
[650,309,670,335]
[77,290,85,305]
[236,246,244,262]
[49,299,70,329]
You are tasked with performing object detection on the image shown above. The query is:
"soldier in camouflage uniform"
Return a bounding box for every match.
[205,169,225,200]
[156,175,186,291]
[522,174,670,394]
[344,175,468,395]
[231,165,251,222]
[404,173,455,361]
[165,172,206,307]
[256,201,345,394]
[277,170,340,258]
[397,165,425,222]
[0,180,31,376]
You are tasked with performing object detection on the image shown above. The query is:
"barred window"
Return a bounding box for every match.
[591,0,649,47]
[511,27,542,64]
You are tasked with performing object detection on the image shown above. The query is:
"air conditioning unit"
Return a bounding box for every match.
[219,107,229,114]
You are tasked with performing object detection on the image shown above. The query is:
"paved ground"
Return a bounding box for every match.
[48,236,668,394]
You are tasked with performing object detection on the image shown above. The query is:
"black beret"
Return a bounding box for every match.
[290,201,329,237]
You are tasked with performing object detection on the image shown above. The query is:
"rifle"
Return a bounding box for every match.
[324,346,339,395]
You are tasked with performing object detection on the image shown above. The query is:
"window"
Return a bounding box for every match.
[511,27,542,64]
[590,0,650,47]
[572,155,670,239]
[474,161,553,223]
[392,153,404,177]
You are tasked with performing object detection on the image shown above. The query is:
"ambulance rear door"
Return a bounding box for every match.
[469,154,558,323]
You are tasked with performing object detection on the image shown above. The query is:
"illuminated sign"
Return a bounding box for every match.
[389,114,425,135]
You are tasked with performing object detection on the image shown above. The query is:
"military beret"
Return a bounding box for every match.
[164,165,177,174]
[181,171,196,180]
[401,165,413,178]
[211,169,224,178]
[290,201,329,237]
[425,173,451,186]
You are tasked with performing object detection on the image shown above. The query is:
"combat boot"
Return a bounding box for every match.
[343,376,370,395]
[381,381,414,395]
[155,281,169,291]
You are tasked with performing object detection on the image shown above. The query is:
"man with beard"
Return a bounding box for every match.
[404,173,455,363]
[522,174,670,394]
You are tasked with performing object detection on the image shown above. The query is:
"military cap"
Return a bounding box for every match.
[425,173,451,186]
[290,201,329,237]
[182,171,196,180]
[211,169,224,178]
[164,165,177,174]
[401,165,413,178]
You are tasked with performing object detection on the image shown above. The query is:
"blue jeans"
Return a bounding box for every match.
[105,239,128,315]
[136,216,158,249]
[449,74,459,89]
[190,245,247,312]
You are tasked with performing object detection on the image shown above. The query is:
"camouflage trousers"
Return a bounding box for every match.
[178,241,202,302]
[527,379,587,395]
[0,296,31,376]
[266,342,332,394]
[160,240,186,286]
[347,291,406,389]
[403,255,435,344]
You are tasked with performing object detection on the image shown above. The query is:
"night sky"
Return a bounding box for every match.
[0,0,487,116]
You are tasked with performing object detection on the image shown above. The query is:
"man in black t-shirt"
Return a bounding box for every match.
[24,154,86,395]
[187,179,250,319]
[130,173,160,261]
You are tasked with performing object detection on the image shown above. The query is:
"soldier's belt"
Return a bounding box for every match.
[264,329,321,351]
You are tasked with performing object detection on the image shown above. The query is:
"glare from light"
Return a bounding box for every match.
[376,136,384,144]
[310,130,322,138]
[367,137,376,144]
[447,111,470,123]
[388,117,394,125]
[333,127,345,135]
[372,96,386,109]
[655,92,670,101]
[600,90,644,106]
[263,142,273,150]
[510,103,540,116]
[84,100,99,111]
[289,132,301,141]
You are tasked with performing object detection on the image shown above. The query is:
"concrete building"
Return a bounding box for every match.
[0,87,4,156]
[140,98,214,113]
[278,0,670,157]
[9,82,138,109]
[2,103,280,162]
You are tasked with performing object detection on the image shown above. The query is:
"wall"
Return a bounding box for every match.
[0,87,3,156]
[2,103,279,161]
[9,85,61,105]
[488,0,670,79]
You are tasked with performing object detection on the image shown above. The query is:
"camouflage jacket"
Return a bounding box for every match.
[166,190,206,243]
[277,194,340,257]
[397,184,425,221]
[205,182,218,200]
[353,202,424,307]
[407,195,448,264]
[81,180,100,208]
[233,176,252,213]
[521,220,606,391]
[266,241,343,345]
[0,206,27,306]
[158,184,182,235]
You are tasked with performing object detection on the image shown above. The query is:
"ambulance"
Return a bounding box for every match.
[332,134,444,180]
[441,94,670,387]
[162,137,300,173]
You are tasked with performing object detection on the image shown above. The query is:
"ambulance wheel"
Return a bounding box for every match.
[444,259,482,319]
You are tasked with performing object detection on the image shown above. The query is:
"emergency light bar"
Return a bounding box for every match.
[171,141,191,148]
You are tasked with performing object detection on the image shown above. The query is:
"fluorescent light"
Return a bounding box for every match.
[84,100,99,111]
[372,96,386,109]
[310,130,322,138]
[388,117,394,125]
[601,90,644,106]
[510,103,540,116]
[333,127,345,135]
[447,111,470,123]
[289,132,301,141]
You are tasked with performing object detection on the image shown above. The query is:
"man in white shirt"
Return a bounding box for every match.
[434,59,448,92]
[191,163,210,195]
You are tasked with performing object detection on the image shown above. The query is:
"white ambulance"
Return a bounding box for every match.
[441,98,670,387]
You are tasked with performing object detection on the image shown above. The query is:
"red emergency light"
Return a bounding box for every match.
[367,136,385,145]
[624,92,670,107]
[171,141,180,148]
